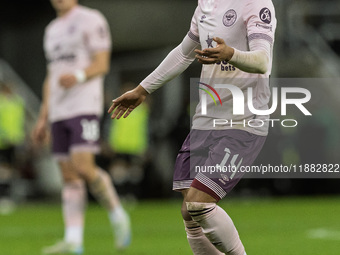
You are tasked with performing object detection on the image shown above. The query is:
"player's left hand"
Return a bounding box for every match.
[195,37,234,64]
[59,74,78,88]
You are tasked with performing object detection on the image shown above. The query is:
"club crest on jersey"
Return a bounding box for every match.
[260,8,272,24]
[223,9,237,27]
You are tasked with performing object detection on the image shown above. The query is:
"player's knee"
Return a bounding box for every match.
[186,201,216,216]
[181,201,192,221]
[185,191,217,220]
[72,162,96,182]
[62,173,80,183]
[59,161,80,182]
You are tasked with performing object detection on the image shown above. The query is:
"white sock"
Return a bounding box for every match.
[109,205,127,224]
[187,202,245,255]
[88,168,120,211]
[184,220,224,255]
[62,180,86,246]
[65,226,83,246]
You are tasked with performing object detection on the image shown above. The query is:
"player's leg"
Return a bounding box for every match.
[173,132,224,254]
[44,160,85,254]
[43,160,99,255]
[60,160,86,250]
[184,129,266,254]
[42,121,85,255]
[184,186,245,255]
[181,189,224,255]
[71,150,131,249]
[68,115,130,249]
[175,129,265,255]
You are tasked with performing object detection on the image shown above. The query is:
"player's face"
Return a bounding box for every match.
[50,0,77,14]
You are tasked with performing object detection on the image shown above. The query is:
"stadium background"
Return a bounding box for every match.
[0,0,339,254]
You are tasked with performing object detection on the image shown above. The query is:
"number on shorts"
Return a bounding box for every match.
[218,147,243,180]
[80,119,100,142]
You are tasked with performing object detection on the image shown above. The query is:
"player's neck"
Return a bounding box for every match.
[57,4,77,17]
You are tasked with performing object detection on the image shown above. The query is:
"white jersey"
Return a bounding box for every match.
[191,0,276,136]
[44,5,111,122]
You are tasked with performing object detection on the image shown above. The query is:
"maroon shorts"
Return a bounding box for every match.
[173,129,266,201]
[51,115,101,159]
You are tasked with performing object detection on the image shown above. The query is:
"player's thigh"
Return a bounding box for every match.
[70,151,97,181]
[181,188,217,220]
[185,187,217,203]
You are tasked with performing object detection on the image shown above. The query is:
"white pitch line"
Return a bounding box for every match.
[307,228,340,241]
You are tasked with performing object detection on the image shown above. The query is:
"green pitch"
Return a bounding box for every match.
[1,197,340,255]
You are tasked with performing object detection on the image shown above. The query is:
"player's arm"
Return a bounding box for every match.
[108,34,200,119]
[41,74,50,121]
[59,50,111,88]
[85,50,111,78]
[32,73,50,146]
[195,37,270,74]
[139,34,200,94]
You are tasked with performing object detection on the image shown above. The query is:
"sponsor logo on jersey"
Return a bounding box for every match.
[223,9,237,27]
[216,61,236,72]
[200,15,207,23]
[260,8,272,24]
[47,54,76,64]
[256,23,273,32]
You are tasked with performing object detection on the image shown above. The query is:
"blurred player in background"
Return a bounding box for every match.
[32,0,130,254]
[109,0,276,254]
[0,82,25,214]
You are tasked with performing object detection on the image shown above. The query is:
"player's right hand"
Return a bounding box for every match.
[59,74,78,89]
[31,118,50,147]
[108,85,148,119]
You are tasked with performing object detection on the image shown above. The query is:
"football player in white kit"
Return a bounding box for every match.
[32,0,131,254]
[109,0,276,254]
